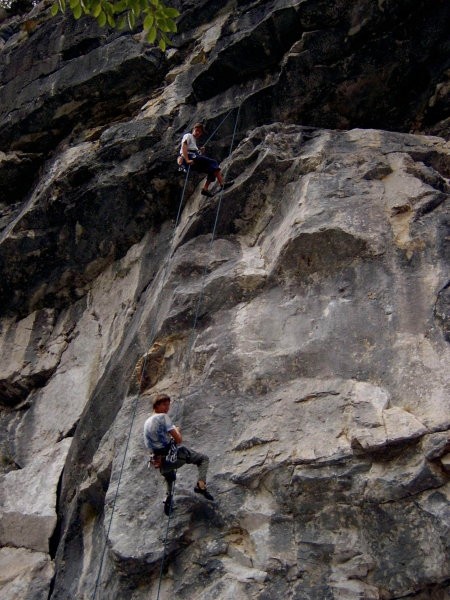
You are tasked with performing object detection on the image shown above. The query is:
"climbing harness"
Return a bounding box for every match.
[165,439,178,464]
[92,105,241,600]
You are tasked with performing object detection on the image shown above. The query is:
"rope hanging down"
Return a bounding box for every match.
[92,105,240,600]
[156,106,240,600]
[92,163,192,599]
[92,158,192,599]
[179,104,241,391]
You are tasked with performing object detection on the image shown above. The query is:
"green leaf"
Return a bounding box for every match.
[147,25,157,43]
[97,10,107,26]
[143,13,154,30]
[164,7,180,18]
[165,19,177,33]
[52,0,177,48]
[161,31,170,43]
[113,0,127,11]
[159,23,171,33]
[117,15,127,29]
[158,37,166,52]
[156,17,173,33]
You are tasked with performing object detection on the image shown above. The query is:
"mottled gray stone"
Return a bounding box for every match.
[0,439,70,552]
[10,235,150,464]
[0,547,53,600]
[422,431,450,460]
[0,2,449,599]
[0,308,71,405]
[0,20,165,152]
[52,125,447,599]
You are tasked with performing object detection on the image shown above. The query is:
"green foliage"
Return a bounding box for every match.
[51,0,180,51]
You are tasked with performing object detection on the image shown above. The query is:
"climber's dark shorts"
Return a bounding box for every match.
[183,153,221,182]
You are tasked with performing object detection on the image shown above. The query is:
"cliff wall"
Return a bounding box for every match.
[0,1,449,599]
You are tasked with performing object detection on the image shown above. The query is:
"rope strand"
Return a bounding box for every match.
[180,105,241,384]
[155,476,176,600]
[204,108,235,146]
[155,106,241,600]
[92,165,192,600]
[92,104,241,600]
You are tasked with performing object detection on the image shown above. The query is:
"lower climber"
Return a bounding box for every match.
[178,122,234,197]
[143,392,214,515]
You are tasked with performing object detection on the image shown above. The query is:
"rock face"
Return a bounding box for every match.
[0,2,449,600]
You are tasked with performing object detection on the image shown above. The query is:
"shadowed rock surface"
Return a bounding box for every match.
[0,1,449,599]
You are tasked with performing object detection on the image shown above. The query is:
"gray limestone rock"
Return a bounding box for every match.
[0,439,71,552]
[45,124,450,600]
[0,2,449,599]
[0,547,54,600]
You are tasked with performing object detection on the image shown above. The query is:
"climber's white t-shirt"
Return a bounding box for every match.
[180,133,199,155]
[143,413,175,451]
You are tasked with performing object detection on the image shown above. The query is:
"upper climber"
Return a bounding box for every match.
[178,122,234,197]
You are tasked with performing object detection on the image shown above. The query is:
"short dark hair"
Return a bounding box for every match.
[153,393,170,408]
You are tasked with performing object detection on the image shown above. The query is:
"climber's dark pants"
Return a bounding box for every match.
[182,153,221,182]
[159,445,209,493]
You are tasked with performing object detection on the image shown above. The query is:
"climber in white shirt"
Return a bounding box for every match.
[178,122,234,197]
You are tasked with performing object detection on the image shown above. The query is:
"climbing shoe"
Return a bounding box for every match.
[194,484,214,501]
[163,494,174,516]
[201,189,214,198]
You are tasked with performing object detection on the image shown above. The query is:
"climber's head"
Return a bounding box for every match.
[152,393,171,413]
[192,123,205,138]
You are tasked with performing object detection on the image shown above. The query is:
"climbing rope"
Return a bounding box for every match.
[203,107,235,146]
[92,166,191,600]
[154,106,241,600]
[180,104,241,388]
[92,105,240,600]
[155,473,176,600]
